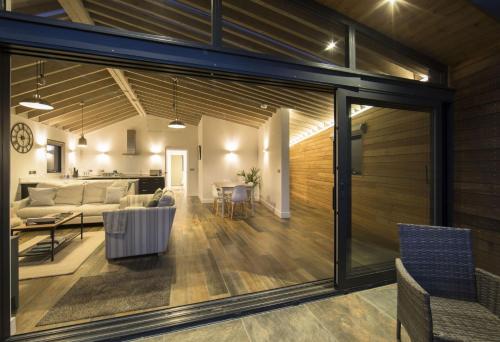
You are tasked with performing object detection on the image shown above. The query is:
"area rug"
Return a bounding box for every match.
[37,268,173,326]
[19,231,105,280]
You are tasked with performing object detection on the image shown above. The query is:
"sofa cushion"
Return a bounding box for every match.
[83,181,114,204]
[431,296,500,341]
[29,187,57,206]
[78,203,120,217]
[55,183,84,205]
[36,181,65,188]
[17,205,77,219]
[105,187,126,204]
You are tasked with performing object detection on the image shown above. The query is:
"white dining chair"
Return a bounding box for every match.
[231,185,248,219]
[212,184,226,217]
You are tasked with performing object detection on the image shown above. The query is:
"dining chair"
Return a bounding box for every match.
[231,185,248,219]
[211,184,227,217]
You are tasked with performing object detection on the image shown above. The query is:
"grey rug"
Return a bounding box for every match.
[37,267,173,326]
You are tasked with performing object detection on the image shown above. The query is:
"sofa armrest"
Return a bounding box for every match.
[396,258,432,342]
[476,268,500,317]
[12,197,30,216]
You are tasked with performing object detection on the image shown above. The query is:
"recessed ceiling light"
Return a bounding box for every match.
[420,75,429,82]
[388,0,397,5]
[325,40,337,51]
[260,104,268,109]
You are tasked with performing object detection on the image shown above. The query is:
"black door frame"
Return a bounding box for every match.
[335,88,452,289]
[0,11,454,341]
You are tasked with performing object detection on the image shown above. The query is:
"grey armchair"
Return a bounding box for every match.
[396,224,500,342]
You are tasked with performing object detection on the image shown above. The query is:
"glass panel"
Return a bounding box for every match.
[222,0,347,67]
[9,53,335,334]
[356,31,434,82]
[9,0,212,45]
[349,104,432,273]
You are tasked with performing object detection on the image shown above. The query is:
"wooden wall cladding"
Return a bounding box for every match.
[289,129,334,211]
[289,107,431,253]
[351,107,431,251]
[451,52,500,275]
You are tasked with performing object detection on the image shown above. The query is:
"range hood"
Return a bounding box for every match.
[123,129,138,155]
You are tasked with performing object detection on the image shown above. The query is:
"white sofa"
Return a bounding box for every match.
[13,179,138,225]
[103,194,176,259]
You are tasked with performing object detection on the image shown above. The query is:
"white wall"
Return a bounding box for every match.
[78,115,199,196]
[10,114,79,201]
[198,116,259,202]
[258,108,290,218]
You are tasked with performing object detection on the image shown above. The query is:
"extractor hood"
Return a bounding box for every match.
[122,129,138,155]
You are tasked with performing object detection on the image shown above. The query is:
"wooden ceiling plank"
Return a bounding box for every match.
[16,80,118,117]
[58,0,148,117]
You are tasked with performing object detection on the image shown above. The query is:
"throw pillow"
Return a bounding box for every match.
[29,187,57,206]
[152,188,163,201]
[111,180,130,193]
[158,193,175,207]
[104,187,126,204]
[146,199,159,207]
[54,183,84,205]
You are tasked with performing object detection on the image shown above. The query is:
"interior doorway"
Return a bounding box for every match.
[166,149,188,191]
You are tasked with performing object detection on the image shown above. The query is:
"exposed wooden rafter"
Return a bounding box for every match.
[58,0,147,117]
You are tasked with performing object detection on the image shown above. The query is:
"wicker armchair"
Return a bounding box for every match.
[396,224,500,342]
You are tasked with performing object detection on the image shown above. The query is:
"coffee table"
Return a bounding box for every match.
[11,212,84,262]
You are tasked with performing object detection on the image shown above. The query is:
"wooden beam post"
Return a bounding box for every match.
[58,0,147,117]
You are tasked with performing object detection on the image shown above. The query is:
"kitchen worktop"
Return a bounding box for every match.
[19,174,163,184]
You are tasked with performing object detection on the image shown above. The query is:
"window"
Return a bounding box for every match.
[46,140,64,173]
[356,31,438,83]
[222,0,347,67]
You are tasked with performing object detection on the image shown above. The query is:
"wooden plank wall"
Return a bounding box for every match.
[351,107,431,251]
[289,107,431,252]
[289,129,334,211]
[451,52,500,275]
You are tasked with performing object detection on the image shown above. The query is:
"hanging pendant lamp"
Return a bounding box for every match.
[77,101,88,148]
[168,78,186,129]
[19,60,54,111]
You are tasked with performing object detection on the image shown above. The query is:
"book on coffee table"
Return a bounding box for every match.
[26,212,74,225]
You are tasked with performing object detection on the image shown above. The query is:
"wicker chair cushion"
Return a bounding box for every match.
[431,296,500,342]
[399,224,477,301]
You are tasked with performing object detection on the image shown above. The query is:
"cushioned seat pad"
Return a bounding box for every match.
[431,296,500,341]
[78,204,120,216]
[17,205,78,219]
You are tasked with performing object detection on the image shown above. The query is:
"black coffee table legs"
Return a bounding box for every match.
[50,229,55,261]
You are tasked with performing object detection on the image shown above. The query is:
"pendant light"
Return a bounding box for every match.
[77,101,88,148]
[19,60,54,111]
[168,78,186,129]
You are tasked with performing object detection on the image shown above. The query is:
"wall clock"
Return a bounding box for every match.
[11,122,34,154]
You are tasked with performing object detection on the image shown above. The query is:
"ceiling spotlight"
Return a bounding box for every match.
[420,75,429,82]
[325,40,337,51]
[260,104,268,109]
[387,0,397,5]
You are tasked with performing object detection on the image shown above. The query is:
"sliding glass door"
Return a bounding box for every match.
[335,88,446,288]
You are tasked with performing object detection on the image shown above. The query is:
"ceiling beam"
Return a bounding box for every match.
[58,0,147,117]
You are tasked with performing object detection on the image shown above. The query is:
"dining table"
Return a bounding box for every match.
[213,181,255,218]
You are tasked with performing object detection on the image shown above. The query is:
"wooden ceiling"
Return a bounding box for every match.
[10,0,335,140]
[317,0,500,66]
[11,55,333,139]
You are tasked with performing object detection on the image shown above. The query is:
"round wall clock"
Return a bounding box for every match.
[11,122,34,154]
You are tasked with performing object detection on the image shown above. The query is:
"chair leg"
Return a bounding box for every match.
[215,199,219,216]
[231,202,235,219]
[396,319,401,341]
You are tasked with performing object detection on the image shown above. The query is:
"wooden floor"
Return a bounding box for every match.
[15,195,334,333]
